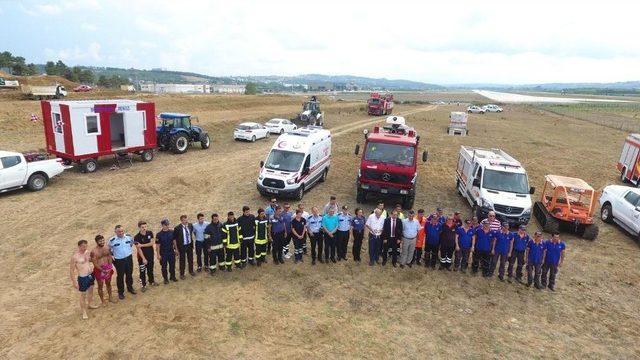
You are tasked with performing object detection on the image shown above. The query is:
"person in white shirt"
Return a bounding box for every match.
[366,209,385,266]
[400,210,420,268]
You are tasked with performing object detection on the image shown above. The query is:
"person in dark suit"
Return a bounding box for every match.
[174,214,195,279]
[381,210,403,267]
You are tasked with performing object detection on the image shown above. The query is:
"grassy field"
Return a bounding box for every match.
[537,102,640,133]
[0,92,639,359]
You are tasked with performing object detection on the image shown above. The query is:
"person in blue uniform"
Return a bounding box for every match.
[491,222,513,280]
[270,206,287,264]
[541,232,566,291]
[351,208,366,262]
[473,221,496,277]
[508,225,530,282]
[525,231,545,289]
[454,219,475,273]
[306,207,323,265]
[109,225,136,299]
[423,216,442,269]
[156,219,178,283]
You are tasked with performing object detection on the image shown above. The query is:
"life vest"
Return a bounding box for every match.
[222,222,242,249]
[255,218,269,244]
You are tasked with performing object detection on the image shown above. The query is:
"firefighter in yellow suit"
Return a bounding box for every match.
[222,211,243,272]
[254,209,269,266]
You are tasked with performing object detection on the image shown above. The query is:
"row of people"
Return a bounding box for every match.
[69,198,566,319]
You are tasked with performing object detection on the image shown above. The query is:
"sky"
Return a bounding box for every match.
[1,0,639,85]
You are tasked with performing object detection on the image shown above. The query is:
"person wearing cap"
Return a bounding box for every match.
[486,211,501,232]
[237,206,256,268]
[473,221,496,277]
[222,211,243,271]
[439,216,457,270]
[322,207,340,263]
[454,219,476,273]
[525,231,545,289]
[366,209,385,266]
[423,214,442,269]
[270,206,287,264]
[351,208,366,262]
[400,210,420,268]
[306,206,324,265]
[508,225,530,282]
[192,213,210,273]
[156,219,178,284]
[382,210,403,267]
[204,214,224,274]
[336,205,352,261]
[173,215,195,280]
[491,222,514,280]
[413,209,427,266]
[291,209,307,263]
[541,232,566,291]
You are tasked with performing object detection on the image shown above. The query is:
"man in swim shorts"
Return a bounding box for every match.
[70,240,99,319]
[90,235,116,305]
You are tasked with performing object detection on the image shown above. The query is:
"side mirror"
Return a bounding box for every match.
[473,178,481,187]
[635,206,640,212]
[422,150,428,162]
[355,144,360,155]
[363,129,369,140]
[260,161,264,168]
[529,187,536,195]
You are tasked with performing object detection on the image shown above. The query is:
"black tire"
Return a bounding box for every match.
[27,173,47,191]
[456,179,462,195]
[62,159,72,166]
[403,196,415,210]
[601,204,614,223]
[621,168,628,183]
[171,133,189,154]
[141,150,154,162]
[251,135,256,142]
[356,189,366,203]
[534,201,559,233]
[319,168,328,183]
[279,128,284,134]
[295,186,304,200]
[266,132,270,138]
[200,133,211,149]
[81,158,98,173]
[582,224,599,241]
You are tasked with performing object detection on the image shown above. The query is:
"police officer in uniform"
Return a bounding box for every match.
[336,205,352,261]
[109,225,136,300]
[254,209,269,266]
[222,212,243,272]
[306,206,323,265]
[270,206,287,264]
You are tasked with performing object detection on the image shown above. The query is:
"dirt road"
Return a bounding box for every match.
[0,94,638,359]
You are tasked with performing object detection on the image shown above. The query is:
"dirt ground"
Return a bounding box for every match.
[0,93,639,359]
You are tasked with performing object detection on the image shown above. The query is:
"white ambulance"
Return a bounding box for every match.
[257,126,331,200]
[455,146,535,226]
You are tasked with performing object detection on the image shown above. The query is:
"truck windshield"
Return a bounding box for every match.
[482,169,529,194]
[364,142,414,166]
[265,150,304,172]
[368,99,380,104]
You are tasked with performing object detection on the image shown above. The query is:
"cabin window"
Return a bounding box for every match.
[85,113,100,135]
[1,156,21,169]
[52,112,62,134]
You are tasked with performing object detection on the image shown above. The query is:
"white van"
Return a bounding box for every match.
[257,126,331,200]
[456,146,535,226]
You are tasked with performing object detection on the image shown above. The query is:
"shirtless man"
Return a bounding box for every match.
[70,240,98,319]
[90,235,116,305]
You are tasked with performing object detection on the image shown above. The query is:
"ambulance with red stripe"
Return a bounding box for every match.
[257,126,331,200]
[617,133,640,186]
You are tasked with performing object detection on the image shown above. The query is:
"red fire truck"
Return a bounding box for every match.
[354,116,428,209]
[617,133,640,186]
[367,92,394,116]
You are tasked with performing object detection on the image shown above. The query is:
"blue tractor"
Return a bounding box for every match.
[156,113,211,154]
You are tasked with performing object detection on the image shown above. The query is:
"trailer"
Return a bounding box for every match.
[617,133,640,186]
[23,84,67,100]
[41,99,156,173]
[447,111,468,136]
[0,77,19,88]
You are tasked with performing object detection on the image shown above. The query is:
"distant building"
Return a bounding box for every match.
[210,84,246,94]
[308,82,334,91]
[139,83,210,94]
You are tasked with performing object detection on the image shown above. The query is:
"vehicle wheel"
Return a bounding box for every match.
[456,179,462,195]
[356,189,366,203]
[465,129,469,135]
[601,204,614,223]
[81,158,98,173]
[582,224,599,241]
[621,168,628,183]
[27,173,47,191]
[62,159,72,166]
[141,150,154,162]
[319,168,328,183]
[467,110,472,113]
[473,204,483,220]
[403,196,415,210]
[295,186,304,200]
[171,133,189,154]
[251,135,256,142]
[446,127,450,133]
[533,201,558,233]
[279,128,284,134]
[200,133,211,149]
[266,132,270,138]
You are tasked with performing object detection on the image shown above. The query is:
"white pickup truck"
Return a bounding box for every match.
[599,185,640,241]
[0,151,69,193]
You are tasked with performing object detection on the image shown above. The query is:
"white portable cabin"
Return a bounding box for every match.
[448,111,468,136]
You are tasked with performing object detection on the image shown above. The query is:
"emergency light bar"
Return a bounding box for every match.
[489,160,520,168]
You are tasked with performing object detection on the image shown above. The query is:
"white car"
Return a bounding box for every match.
[0,150,69,193]
[599,185,640,241]
[234,122,270,142]
[483,104,503,112]
[265,118,297,134]
[467,105,485,114]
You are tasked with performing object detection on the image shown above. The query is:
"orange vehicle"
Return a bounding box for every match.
[532,175,599,240]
